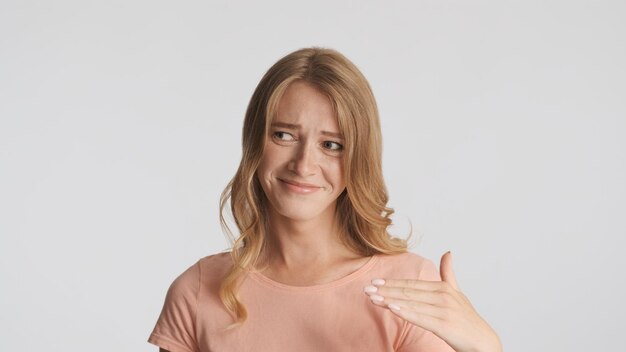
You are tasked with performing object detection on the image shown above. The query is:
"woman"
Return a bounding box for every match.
[148,47,502,352]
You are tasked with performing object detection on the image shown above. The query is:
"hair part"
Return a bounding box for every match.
[219,47,408,327]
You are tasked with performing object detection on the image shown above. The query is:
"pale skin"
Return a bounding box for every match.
[254,80,369,283]
[158,81,502,352]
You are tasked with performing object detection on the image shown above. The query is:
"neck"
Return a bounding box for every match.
[262,206,355,269]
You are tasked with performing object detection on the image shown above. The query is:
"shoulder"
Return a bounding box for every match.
[372,251,442,281]
[196,251,233,284]
[167,252,233,299]
[197,251,233,270]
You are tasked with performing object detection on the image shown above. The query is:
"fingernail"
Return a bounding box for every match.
[363,285,378,293]
[369,294,384,302]
[372,279,385,286]
[388,303,401,311]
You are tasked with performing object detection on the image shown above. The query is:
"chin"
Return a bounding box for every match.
[275,208,326,222]
[270,200,336,223]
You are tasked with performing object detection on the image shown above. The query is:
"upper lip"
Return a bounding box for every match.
[279,178,320,188]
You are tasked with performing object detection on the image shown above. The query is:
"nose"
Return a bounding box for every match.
[289,141,317,176]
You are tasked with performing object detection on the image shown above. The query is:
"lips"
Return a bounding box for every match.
[278,178,321,194]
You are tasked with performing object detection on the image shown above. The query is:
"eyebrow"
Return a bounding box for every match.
[271,122,344,139]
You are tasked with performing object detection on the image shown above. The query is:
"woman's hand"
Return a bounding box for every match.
[364,252,502,352]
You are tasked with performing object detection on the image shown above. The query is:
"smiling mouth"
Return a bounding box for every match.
[278,179,321,194]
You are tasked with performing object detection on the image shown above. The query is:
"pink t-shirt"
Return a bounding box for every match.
[148,252,454,352]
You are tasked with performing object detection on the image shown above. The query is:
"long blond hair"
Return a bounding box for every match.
[219,47,408,326]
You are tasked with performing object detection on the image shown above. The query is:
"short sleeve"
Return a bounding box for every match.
[148,262,201,352]
[396,259,455,352]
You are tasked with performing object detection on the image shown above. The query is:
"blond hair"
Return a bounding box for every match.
[219,47,408,326]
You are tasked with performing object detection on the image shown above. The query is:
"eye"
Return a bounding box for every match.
[322,140,343,151]
[273,131,295,141]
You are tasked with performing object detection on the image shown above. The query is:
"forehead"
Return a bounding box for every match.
[274,81,339,131]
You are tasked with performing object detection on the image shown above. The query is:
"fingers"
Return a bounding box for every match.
[367,293,443,316]
[440,251,460,291]
[364,285,440,304]
[366,292,446,336]
[371,296,442,319]
[375,279,445,291]
[364,283,462,307]
[380,251,460,292]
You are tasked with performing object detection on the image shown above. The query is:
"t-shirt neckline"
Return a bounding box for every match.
[247,254,379,292]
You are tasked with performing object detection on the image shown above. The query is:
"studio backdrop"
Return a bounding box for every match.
[1,1,624,351]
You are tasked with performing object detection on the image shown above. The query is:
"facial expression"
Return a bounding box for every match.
[256,80,346,223]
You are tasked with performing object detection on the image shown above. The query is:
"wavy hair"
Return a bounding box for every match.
[219,47,408,326]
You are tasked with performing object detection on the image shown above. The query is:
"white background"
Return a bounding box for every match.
[1,0,625,351]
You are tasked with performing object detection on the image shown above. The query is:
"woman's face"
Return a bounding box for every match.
[256,81,346,223]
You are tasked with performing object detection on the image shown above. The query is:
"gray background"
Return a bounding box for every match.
[1,0,624,351]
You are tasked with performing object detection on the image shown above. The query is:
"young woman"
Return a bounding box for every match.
[148,47,502,352]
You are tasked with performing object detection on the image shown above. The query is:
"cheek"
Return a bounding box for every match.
[325,158,346,188]
[257,156,273,183]
[258,145,285,179]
